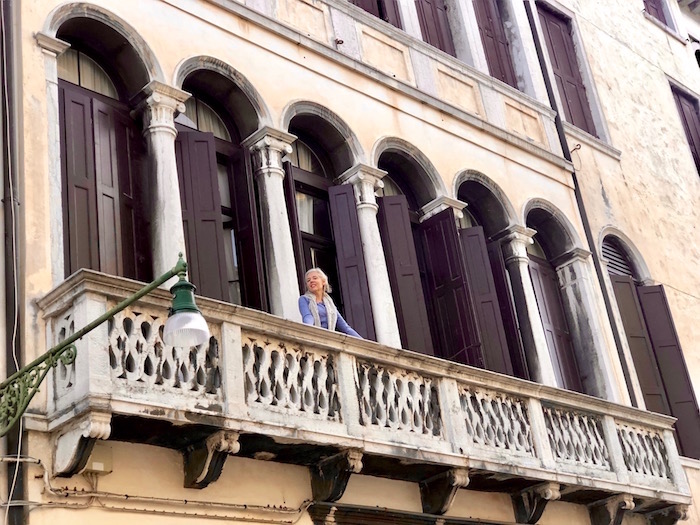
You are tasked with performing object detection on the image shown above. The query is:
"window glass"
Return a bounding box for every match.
[183,98,231,141]
[376,175,403,197]
[287,141,326,176]
[526,236,547,259]
[295,191,333,239]
[57,49,118,99]
[457,207,478,229]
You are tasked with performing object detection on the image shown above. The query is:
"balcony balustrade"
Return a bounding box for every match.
[31,269,690,521]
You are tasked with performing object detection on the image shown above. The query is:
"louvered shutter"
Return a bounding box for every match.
[175,131,229,301]
[377,196,434,355]
[538,6,596,136]
[418,209,483,366]
[381,0,403,28]
[611,276,670,415]
[328,184,376,340]
[60,83,99,275]
[673,88,700,173]
[473,0,517,88]
[637,285,700,459]
[415,0,456,56]
[459,226,512,374]
[528,255,583,392]
[231,150,267,310]
[487,241,529,379]
[282,162,306,292]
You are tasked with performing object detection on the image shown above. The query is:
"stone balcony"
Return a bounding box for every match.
[31,270,690,523]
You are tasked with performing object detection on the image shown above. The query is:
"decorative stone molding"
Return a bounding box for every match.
[419,196,467,222]
[310,449,363,502]
[589,494,635,525]
[243,126,297,176]
[132,81,190,134]
[35,32,70,56]
[183,431,240,489]
[512,482,561,524]
[54,412,112,477]
[419,468,470,515]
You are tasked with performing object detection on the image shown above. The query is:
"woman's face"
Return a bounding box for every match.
[306,272,324,293]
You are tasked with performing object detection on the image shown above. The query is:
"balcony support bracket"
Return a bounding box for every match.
[419,468,470,515]
[183,431,240,489]
[589,494,635,525]
[311,449,363,502]
[647,505,689,525]
[54,411,112,477]
[512,482,561,524]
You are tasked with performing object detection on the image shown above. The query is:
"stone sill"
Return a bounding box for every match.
[32,269,691,513]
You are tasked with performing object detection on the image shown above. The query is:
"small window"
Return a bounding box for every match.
[57,49,118,99]
[643,0,668,25]
[671,85,700,173]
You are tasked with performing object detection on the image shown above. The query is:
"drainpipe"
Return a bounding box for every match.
[1,0,26,522]
[523,0,638,407]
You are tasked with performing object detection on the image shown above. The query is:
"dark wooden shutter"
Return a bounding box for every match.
[528,255,583,392]
[459,226,512,375]
[487,241,529,379]
[637,285,700,459]
[380,0,402,28]
[60,83,99,276]
[418,209,483,366]
[283,162,306,292]
[415,0,456,56]
[473,0,518,88]
[611,276,670,415]
[328,184,376,340]
[672,88,700,173]
[231,150,267,310]
[643,0,667,24]
[350,0,381,17]
[537,5,596,136]
[377,196,434,355]
[175,130,229,301]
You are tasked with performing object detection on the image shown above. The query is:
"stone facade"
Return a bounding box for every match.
[1,0,699,523]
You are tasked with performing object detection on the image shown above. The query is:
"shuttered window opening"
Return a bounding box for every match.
[643,0,667,25]
[348,0,402,28]
[672,86,700,174]
[602,237,635,278]
[415,0,456,56]
[473,0,518,88]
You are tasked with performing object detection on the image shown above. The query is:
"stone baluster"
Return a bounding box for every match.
[243,127,301,321]
[133,81,190,280]
[499,226,558,387]
[337,165,401,347]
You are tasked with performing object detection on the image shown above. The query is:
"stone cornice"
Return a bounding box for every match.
[34,32,71,56]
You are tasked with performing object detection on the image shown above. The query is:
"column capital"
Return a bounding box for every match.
[132,81,191,135]
[337,164,388,212]
[35,32,71,56]
[419,196,467,222]
[498,225,537,264]
[552,247,591,270]
[243,126,297,176]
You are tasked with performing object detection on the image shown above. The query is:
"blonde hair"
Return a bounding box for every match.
[305,268,332,293]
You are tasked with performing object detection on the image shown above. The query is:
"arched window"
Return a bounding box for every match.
[603,235,700,458]
[174,71,267,311]
[56,22,152,283]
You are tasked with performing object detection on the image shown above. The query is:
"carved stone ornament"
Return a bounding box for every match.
[512,482,561,524]
[243,127,296,175]
[183,431,240,489]
[589,494,635,525]
[54,412,112,477]
[419,468,470,515]
[131,81,189,135]
[310,449,363,502]
[647,505,689,525]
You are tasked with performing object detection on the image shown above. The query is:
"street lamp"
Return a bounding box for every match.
[0,255,209,437]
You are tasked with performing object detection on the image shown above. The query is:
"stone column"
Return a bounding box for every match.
[36,32,71,285]
[243,127,301,321]
[337,165,401,348]
[133,81,190,280]
[499,226,558,387]
[554,249,626,403]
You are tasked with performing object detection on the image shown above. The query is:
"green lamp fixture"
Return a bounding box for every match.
[0,254,209,437]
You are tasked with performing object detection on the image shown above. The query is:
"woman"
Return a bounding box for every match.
[298,268,361,338]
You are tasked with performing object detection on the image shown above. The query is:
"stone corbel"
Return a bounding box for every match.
[35,32,71,57]
[310,449,363,502]
[419,196,467,223]
[183,431,240,489]
[242,126,297,176]
[647,505,689,525]
[54,412,112,477]
[589,494,635,525]
[512,482,561,524]
[419,468,470,515]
